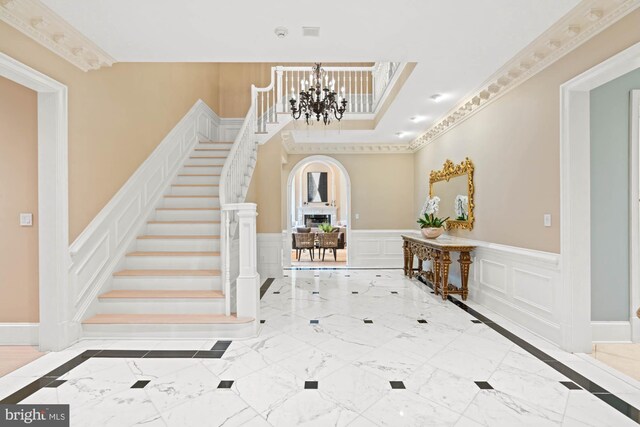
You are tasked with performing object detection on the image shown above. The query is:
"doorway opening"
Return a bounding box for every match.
[285,156,351,268]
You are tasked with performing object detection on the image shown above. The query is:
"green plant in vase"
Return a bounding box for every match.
[417,196,449,239]
[318,223,334,233]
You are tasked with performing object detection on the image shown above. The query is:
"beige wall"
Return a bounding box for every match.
[245,137,415,232]
[414,9,640,254]
[0,76,39,322]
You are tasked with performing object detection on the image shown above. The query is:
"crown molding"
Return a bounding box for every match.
[0,0,115,72]
[281,133,412,154]
[410,0,640,152]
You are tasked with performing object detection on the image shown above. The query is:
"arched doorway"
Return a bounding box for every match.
[284,155,352,267]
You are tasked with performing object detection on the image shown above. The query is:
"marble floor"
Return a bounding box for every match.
[1,269,640,426]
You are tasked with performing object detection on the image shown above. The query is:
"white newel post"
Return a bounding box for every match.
[235,203,260,333]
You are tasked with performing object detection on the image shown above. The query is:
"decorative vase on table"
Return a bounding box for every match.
[417,196,449,240]
[421,227,444,239]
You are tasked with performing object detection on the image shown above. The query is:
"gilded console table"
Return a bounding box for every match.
[402,234,476,301]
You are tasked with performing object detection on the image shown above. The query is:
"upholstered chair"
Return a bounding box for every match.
[294,232,315,261]
[318,232,339,261]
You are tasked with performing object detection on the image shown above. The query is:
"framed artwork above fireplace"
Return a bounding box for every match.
[308,172,328,203]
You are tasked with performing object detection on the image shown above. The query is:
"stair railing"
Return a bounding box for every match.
[218,62,403,328]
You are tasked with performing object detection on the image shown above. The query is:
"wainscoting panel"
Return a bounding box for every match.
[467,243,562,345]
[350,230,414,268]
[257,233,284,278]
[68,100,222,322]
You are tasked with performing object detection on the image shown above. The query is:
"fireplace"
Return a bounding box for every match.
[304,214,331,228]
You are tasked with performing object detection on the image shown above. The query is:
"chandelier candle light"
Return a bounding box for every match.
[290,63,348,125]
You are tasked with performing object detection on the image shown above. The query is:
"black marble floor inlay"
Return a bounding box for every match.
[131,380,151,389]
[475,381,493,390]
[273,291,280,294]
[310,320,319,324]
[44,380,66,388]
[363,319,373,324]
[414,275,640,424]
[389,381,406,389]
[561,381,582,390]
[211,340,232,351]
[376,275,382,277]
[352,291,358,294]
[312,291,319,294]
[259,277,275,299]
[143,350,198,358]
[193,350,225,359]
[471,320,482,324]
[260,320,266,324]
[304,381,318,389]
[391,291,398,294]
[218,380,234,389]
[417,319,428,324]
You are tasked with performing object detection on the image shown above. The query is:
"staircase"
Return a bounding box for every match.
[82,140,255,338]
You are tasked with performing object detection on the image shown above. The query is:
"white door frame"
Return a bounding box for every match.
[0,53,73,351]
[560,41,640,352]
[284,155,352,267]
[631,89,640,343]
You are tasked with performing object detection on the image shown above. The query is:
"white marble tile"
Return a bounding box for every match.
[404,365,479,414]
[277,346,349,380]
[347,416,380,427]
[160,390,258,427]
[353,347,425,381]
[361,390,461,427]
[562,392,639,427]
[201,344,269,380]
[245,332,312,363]
[265,389,360,427]
[314,335,377,362]
[233,364,301,416]
[144,362,220,413]
[463,390,563,427]
[320,365,391,413]
[70,388,160,427]
[127,358,201,380]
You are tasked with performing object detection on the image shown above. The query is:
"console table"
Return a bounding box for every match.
[402,234,476,301]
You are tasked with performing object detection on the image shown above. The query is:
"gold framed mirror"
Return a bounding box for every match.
[429,158,475,230]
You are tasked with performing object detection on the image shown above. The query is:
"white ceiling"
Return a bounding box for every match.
[42,0,580,144]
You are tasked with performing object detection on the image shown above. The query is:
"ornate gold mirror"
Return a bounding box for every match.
[429,158,475,230]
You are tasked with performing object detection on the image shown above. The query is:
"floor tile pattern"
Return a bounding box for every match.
[1,270,639,426]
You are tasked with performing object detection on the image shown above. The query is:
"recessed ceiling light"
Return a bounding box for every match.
[274,27,289,38]
[430,94,444,102]
[395,131,406,138]
[410,116,426,123]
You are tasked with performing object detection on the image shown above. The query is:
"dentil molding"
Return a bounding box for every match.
[410,0,640,151]
[281,131,412,154]
[0,0,115,71]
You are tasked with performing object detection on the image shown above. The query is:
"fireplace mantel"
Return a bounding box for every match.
[297,206,337,225]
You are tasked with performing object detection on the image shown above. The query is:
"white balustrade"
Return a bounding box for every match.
[218,62,402,328]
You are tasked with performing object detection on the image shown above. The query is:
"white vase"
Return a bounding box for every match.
[421,227,444,239]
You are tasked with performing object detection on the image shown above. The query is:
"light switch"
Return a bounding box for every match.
[355,213,360,220]
[543,214,551,227]
[20,213,33,227]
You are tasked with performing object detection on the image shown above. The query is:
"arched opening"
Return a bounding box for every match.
[284,155,351,268]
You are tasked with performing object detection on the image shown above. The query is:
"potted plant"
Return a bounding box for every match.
[318,223,334,233]
[417,196,449,239]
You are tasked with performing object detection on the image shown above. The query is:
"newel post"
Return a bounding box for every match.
[236,203,260,332]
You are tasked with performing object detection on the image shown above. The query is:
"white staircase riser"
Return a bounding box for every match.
[125,255,220,270]
[96,299,225,314]
[196,142,233,150]
[185,157,226,166]
[145,223,220,235]
[154,209,221,221]
[82,322,257,339]
[161,197,220,208]
[169,186,219,196]
[181,166,223,175]
[175,175,221,185]
[111,276,221,290]
[135,238,220,252]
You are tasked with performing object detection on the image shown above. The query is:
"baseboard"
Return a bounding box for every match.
[0,323,39,345]
[591,321,631,342]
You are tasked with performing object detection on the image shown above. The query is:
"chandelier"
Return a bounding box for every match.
[289,63,347,125]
